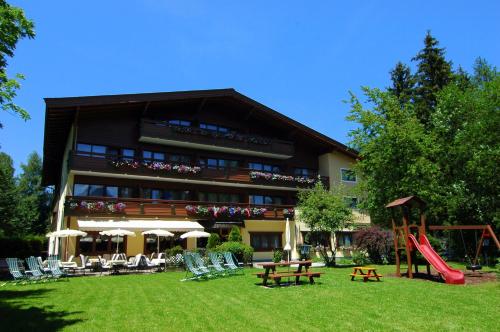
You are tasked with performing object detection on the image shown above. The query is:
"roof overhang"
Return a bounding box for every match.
[77,219,204,232]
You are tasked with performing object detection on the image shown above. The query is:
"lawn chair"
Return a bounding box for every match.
[190,252,213,275]
[37,256,50,273]
[223,252,244,275]
[26,256,51,282]
[97,255,111,274]
[2,258,29,286]
[208,252,230,276]
[181,253,211,281]
[47,255,67,279]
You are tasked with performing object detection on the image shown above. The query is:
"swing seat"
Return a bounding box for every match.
[466,264,482,271]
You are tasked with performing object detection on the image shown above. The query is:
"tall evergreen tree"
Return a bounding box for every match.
[388,62,415,106]
[412,31,453,126]
[17,152,52,235]
[0,152,19,236]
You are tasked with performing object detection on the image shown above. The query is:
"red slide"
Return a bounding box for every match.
[407,233,465,284]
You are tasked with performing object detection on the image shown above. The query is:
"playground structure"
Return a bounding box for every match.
[386,196,465,284]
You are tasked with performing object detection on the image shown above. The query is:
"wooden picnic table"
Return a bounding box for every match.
[255,261,323,286]
[350,266,383,282]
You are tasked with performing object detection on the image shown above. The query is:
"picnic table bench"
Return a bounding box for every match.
[255,261,323,286]
[350,266,383,282]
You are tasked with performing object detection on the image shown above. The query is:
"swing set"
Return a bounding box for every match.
[428,225,500,271]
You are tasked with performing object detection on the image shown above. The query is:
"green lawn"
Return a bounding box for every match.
[0,265,498,331]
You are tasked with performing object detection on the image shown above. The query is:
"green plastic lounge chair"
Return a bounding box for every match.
[3,258,29,285]
[223,252,244,275]
[190,252,215,275]
[47,255,67,279]
[26,256,51,282]
[208,252,230,276]
[181,253,210,281]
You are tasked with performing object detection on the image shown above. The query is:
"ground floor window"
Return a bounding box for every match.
[336,231,353,248]
[77,232,127,255]
[143,233,186,254]
[250,232,282,251]
[302,231,331,247]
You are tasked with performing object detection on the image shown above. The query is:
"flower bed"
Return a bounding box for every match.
[249,171,317,184]
[66,200,127,213]
[185,205,267,219]
[110,160,201,174]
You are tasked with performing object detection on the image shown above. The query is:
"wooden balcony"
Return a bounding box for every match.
[139,119,295,159]
[64,196,295,220]
[68,153,329,189]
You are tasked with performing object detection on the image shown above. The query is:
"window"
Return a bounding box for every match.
[142,189,162,200]
[88,185,104,197]
[249,195,283,205]
[336,232,353,248]
[343,197,359,209]
[164,190,190,200]
[169,154,191,164]
[74,184,126,197]
[169,119,191,127]
[105,186,118,198]
[143,151,165,162]
[76,143,106,158]
[198,192,240,203]
[199,158,238,170]
[248,162,281,173]
[294,168,314,176]
[341,168,357,182]
[250,233,282,251]
[119,187,134,198]
[200,123,230,133]
[121,149,135,161]
[74,184,89,196]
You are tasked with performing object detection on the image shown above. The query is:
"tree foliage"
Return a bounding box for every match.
[297,182,353,266]
[0,0,35,128]
[354,226,393,264]
[347,32,499,228]
[0,151,18,236]
[228,226,242,242]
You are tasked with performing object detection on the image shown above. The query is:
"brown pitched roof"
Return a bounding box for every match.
[386,196,426,208]
[42,88,358,186]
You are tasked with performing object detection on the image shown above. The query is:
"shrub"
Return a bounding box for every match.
[0,235,48,258]
[206,233,220,249]
[214,241,254,264]
[228,226,242,242]
[165,245,184,257]
[354,226,393,264]
[352,251,371,266]
[273,249,283,263]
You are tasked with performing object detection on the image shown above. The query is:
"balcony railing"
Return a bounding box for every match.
[68,152,329,189]
[139,119,295,159]
[64,196,295,220]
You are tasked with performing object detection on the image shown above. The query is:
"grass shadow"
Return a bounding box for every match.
[0,289,83,331]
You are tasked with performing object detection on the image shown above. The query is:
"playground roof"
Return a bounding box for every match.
[385,196,426,208]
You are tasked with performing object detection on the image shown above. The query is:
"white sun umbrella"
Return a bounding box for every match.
[142,229,174,255]
[46,228,88,260]
[283,218,292,262]
[100,229,136,254]
[180,230,210,239]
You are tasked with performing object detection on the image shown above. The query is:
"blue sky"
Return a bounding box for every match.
[1,1,499,173]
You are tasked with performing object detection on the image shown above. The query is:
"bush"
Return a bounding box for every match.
[228,226,242,242]
[206,233,220,249]
[354,227,393,264]
[165,245,184,257]
[352,251,371,266]
[273,249,283,263]
[0,235,48,258]
[214,241,254,264]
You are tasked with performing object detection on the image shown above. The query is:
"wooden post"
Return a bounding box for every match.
[402,207,413,279]
[392,217,400,277]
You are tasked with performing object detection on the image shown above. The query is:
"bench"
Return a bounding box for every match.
[349,273,383,281]
[350,266,383,282]
[255,271,323,285]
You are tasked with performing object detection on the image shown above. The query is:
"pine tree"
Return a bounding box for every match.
[0,152,19,236]
[412,31,453,126]
[388,62,415,106]
[17,152,52,235]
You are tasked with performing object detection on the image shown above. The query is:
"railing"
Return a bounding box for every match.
[140,119,295,157]
[64,196,295,220]
[69,152,329,189]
